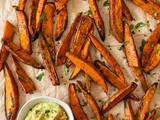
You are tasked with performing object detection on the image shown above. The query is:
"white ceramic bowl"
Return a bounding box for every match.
[17,96,74,120]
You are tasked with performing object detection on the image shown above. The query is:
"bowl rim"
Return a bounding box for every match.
[16,96,74,120]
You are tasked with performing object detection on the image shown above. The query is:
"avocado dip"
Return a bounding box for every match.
[25,102,68,120]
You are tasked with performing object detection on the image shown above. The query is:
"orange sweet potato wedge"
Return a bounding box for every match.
[3,40,43,69]
[66,16,93,67]
[101,82,137,114]
[136,83,158,120]
[141,22,160,67]
[70,37,91,80]
[55,0,68,13]
[12,56,36,93]
[109,0,123,42]
[68,83,89,120]
[130,0,160,20]
[94,60,139,101]
[4,63,19,120]
[36,0,46,32]
[42,3,56,58]
[17,0,27,10]
[16,10,32,54]
[88,0,105,41]
[66,52,108,93]
[131,67,148,92]
[144,43,160,72]
[55,12,82,66]
[39,39,59,85]
[89,34,125,82]
[0,21,15,71]
[124,21,139,67]
[85,54,92,93]
[124,98,135,120]
[146,109,157,120]
[28,0,39,41]
[77,81,102,120]
[107,114,114,120]
[122,0,133,21]
[55,7,68,40]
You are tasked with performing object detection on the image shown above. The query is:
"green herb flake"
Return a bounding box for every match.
[86,75,92,81]
[29,92,34,94]
[135,79,139,82]
[153,11,157,17]
[84,8,92,16]
[146,20,150,27]
[108,29,112,36]
[102,61,105,65]
[139,39,146,51]
[98,100,106,105]
[77,87,82,93]
[156,107,160,110]
[84,38,88,43]
[45,110,50,114]
[108,101,112,105]
[64,67,69,76]
[100,54,103,59]
[103,1,110,6]
[81,101,87,107]
[52,55,55,60]
[130,24,134,29]
[113,88,116,92]
[135,22,145,29]
[40,12,46,22]
[142,52,146,56]
[36,72,44,81]
[146,111,151,117]
[18,74,26,82]
[157,47,160,54]
[33,9,37,13]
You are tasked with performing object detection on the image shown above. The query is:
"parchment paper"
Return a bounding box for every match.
[0,0,160,119]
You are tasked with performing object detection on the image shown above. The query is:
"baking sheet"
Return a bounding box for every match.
[0,0,160,119]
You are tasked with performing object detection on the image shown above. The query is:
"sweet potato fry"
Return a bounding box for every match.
[55,7,68,40]
[136,83,158,120]
[122,0,133,21]
[17,0,27,10]
[55,12,82,66]
[70,37,91,80]
[88,0,105,41]
[124,98,135,120]
[144,43,160,72]
[141,23,160,67]
[39,39,59,85]
[101,82,137,114]
[4,63,19,120]
[124,21,139,67]
[109,0,123,42]
[0,21,15,71]
[68,83,89,120]
[76,81,102,120]
[66,15,93,67]
[12,56,36,93]
[130,0,160,20]
[66,52,108,93]
[85,54,92,93]
[146,109,157,120]
[42,3,56,58]
[89,34,125,82]
[94,60,138,101]
[36,0,46,32]
[131,67,148,92]
[107,114,114,120]
[28,0,39,41]
[3,40,43,69]
[55,0,68,13]
[16,10,32,54]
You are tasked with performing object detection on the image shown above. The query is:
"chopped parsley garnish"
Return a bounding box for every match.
[134,79,139,82]
[18,74,26,82]
[135,22,145,29]
[84,8,92,15]
[29,91,34,94]
[103,1,110,6]
[40,12,46,22]
[157,47,160,54]
[84,38,88,43]
[139,39,146,51]
[36,72,44,81]
[52,55,55,60]
[86,75,92,81]
[64,66,69,76]
[81,101,87,107]
[77,87,82,93]
[108,101,112,105]
[153,11,157,17]
[130,24,134,29]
